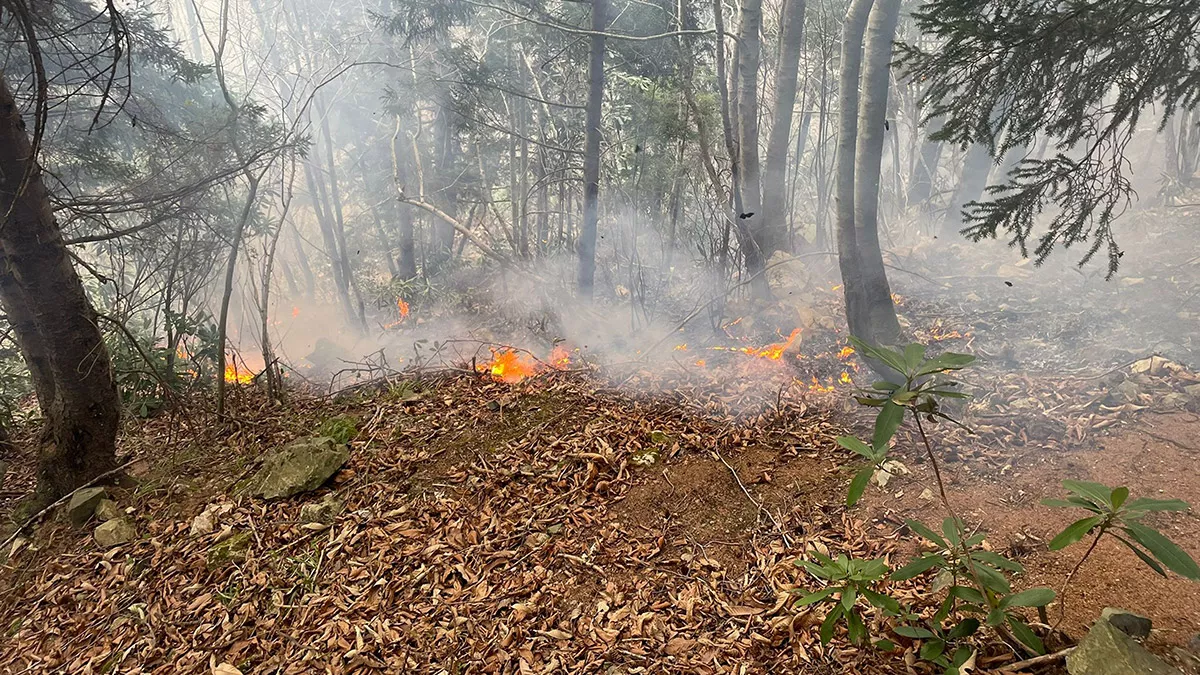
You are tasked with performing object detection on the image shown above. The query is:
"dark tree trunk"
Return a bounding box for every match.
[578,0,607,299]
[390,115,419,280]
[761,0,807,256]
[944,142,992,235]
[0,73,119,501]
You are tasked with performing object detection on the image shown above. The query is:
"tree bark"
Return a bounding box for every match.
[835,0,873,343]
[0,72,119,501]
[734,0,770,298]
[945,142,992,235]
[851,0,902,347]
[578,0,607,299]
[761,0,806,257]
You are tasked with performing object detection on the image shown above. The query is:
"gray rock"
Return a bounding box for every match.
[1186,384,1200,399]
[1100,607,1152,640]
[94,499,122,522]
[206,531,252,569]
[67,487,107,527]
[299,496,343,525]
[1115,380,1141,403]
[1067,617,1182,675]
[250,437,350,499]
[94,518,136,548]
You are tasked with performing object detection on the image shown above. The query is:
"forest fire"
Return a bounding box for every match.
[397,298,410,319]
[224,362,256,384]
[478,345,573,383]
[712,328,803,360]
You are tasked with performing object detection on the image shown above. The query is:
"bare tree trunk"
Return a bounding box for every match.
[390,116,418,280]
[713,0,743,280]
[761,0,807,256]
[945,142,992,234]
[850,0,902,347]
[319,116,367,332]
[0,73,120,501]
[907,115,943,209]
[578,0,607,299]
[735,0,770,297]
[836,0,873,342]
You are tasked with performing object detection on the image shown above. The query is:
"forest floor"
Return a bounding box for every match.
[3,210,1200,673]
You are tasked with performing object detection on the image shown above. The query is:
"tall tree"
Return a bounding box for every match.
[836,0,901,350]
[734,0,770,297]
[578,0,608,299]
[0,72,120,502]
[761,0,807,253]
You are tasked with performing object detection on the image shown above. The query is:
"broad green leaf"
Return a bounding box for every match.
[873,401,905,451]
[841,585,858,611]
[872,381,900,391]
[820,604,844,644]
[946,618,980,639]
[1048,515,1105,551]
[923,389,970,399]
[846,608,867,645]
[874,639,898,652]
[837,436,875,459]
[1110,486,1129,510]
[891,554,944,581]
[907,519,948,548]
[1125,521,1200,579]
[893,625,936,639]
[974,564,1012,594]
[999,587,1055,609]
[847,466,874,507]
[949,585,986,605]
[1114,535,1167,577]
[917,352,976,376]
[1040,498,1080,509]
[942,517,964,546]
[1062,480,1116,509]
[971,550,1024,572]
[903,343,927,371]
[796,559,832,579]
[794,587,836,606]
[1007,616,1045,654]
[1125,497,1190,512]
[849,336,908,375]
[861,588,901,614]
[854,396,889,407]
[985,607,1005,626]
[920,638,946,661]
[951,645,974,667]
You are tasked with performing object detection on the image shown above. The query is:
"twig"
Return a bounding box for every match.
[1,458,139,554]
[711,448,792,547]
[1002,646,1074,672]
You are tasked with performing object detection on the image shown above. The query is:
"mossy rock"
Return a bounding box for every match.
[250,437,350,500]
[206,531,252,569]
[94,499,122,522]
[1067,617,1182,675]
[94,518,136,549]
[67,487,107,527]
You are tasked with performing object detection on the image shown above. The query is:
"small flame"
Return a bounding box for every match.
[840,371,852,384]
[397,298,410,319]
[224,362,255,384]
[743,328,802,360]
[550,345,572,368]
[930,329,965,341]
[292,306,300,318]
[480,349,540,383]
[837,346,855,360]
[694,359,706,367]
[674,343,688,351]
[891,293,905,305]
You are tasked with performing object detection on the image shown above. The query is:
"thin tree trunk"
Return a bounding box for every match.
[945,142,992,234]
[390,116,418,280]
[578,0,607,299]
[735,0,770,297]
[761,0,807,257]
[850,0,902,346]
[836,0,874,343]
[320,116,367,332]
[713,0,743,279]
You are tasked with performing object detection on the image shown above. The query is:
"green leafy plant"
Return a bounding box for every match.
[831,338,1054,660]
[1045,480,1197,622]
[317,415,358,444]
[794,553,898,646]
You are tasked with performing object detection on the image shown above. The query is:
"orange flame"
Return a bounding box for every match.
[674,343,688,351]
[224,362,255,384]
[292,306,300,318]
[742,328,802,360]
[840,371,852,384]
[694,359,706,367]
[550,345,572,368]
[837,346,855,360]
[397,298,410,319]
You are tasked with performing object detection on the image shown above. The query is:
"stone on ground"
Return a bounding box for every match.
[1100,607,1152,640]
[94,499,122,522]
[93,518,136,548]
[300,495,343,525]
[250,437,350,499]
[1067,616,1182,675]
[67,487,107,527]
[206,531,252,569]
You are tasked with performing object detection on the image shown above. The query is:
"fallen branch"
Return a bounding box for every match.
[1001,646,1074,672]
